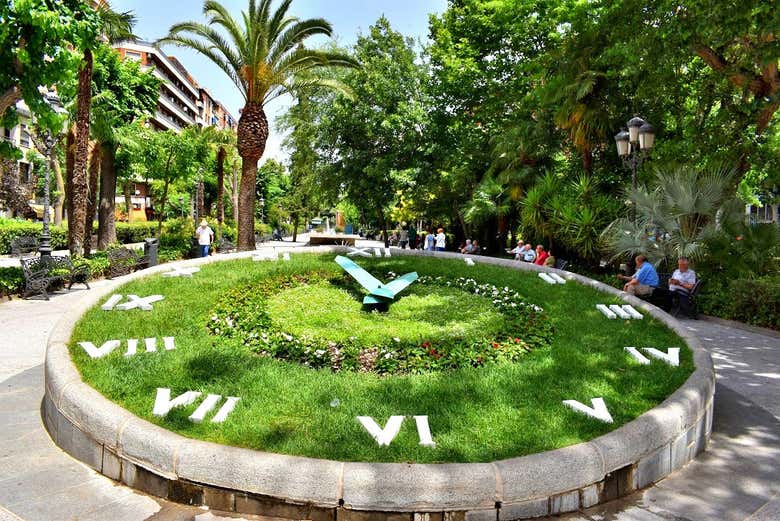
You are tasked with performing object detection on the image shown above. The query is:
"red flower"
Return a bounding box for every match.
[514,338,522,343]
[492,342,500,349]
[421,341,431,348]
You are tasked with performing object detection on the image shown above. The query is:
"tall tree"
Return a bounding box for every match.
[316,17,428,246]
[159,0,357,250]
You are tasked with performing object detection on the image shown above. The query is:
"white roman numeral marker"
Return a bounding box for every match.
[609,304,632,319]
[384,248,392,257]
[211,396,240,423]
[464,257,475,266]
[373,247,382,257]
[549,273,566,284]
[562,397,614,423]
[596,304,617,319]
[162,266,200,277]
[624,346,651,365]
[152,388,201,417]
[413,416,436,447]
[347,247,372,257]
[79,340,121,359]
[144,337,157,352]
[538,273,557,284]
[189,394,222,423]
[643,347,680,367]
[125,338,138,357]
[282,252,291,261]
[115,294,164,311]
[357,416,405,446]
[163,337,175,351]
[621,305,643,319]
[101,294,123,311]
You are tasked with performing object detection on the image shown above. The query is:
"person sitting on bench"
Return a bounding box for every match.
[669,256,696,317]
[617,254,658,297]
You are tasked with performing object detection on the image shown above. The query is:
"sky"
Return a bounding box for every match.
[111,0,448,162]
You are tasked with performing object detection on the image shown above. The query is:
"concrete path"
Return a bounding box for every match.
[0,255,777,520]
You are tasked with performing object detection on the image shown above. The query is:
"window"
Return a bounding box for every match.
[211,115,219,126]
[19,162,31,184]
[2,127,11,141]
[20,125,30,147]
[125,50,142,62]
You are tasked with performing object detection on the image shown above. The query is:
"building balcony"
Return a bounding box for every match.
[151,69,199,112]
[154,111,182,132]
[159,95,196,126]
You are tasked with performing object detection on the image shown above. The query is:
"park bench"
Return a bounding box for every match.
[554,258,568,271]
[639,273,703,318]
[20,256,90,300]
[10,236,39,257]
[107,247,149,279]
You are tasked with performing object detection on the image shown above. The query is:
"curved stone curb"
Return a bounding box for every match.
[43,247,715,520]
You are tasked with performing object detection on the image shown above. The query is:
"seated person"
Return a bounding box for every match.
[460,239,473,254]
[534,245,549,266]
[668,257,697,317]
[544,250,556,268]
[617,254,659,296]
[471,239,480,254]
[522,244,537,263]
[508,241,524,260]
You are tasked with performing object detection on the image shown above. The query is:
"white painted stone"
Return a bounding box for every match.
[189,394,222,423]
[162,337,175,351]
[357,416,405,446]
[373,247,382,257]
[79,340,121,359]
[115,294,164,311]
[384,248,392,257]
[252,251,278,261]
[562,397,614,423]
[124,339,138,357]
[624,346,651,365]
[622,304,644,319]
[101,294,123,311]
[464,257,475,266]
[282,252,291,261]
[152,388,201,417]
[643,347,680,367]
[414,416,436,447]
[211,396,240,423]
[346,247,372,258]
[596,304,617,319]
[549,273,566,284]
[538,273,557,285]
[162,266,200,277]
[144,338,157,353]
[609,304,632,319]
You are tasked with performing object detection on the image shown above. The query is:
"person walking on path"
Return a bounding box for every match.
[426,229,436,251]
[195,220,214,258]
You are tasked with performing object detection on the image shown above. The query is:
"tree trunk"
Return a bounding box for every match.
[236,102,269,250]
[232,160,239,225]
[0,86,21,117]
[123,181,133,223]
[196,180,205,219]
[52,157,65,226]
[97,142,118,250]
[292,212,299,243]
[582,148,593,175]
[216,146,225,239]
[83,143,100,255]
[69,48,94,255]
[65,127,75,226]
[157,178,170,237]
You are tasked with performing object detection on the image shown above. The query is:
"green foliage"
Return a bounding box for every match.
[698,276,780,330]
[0,267,24,295]
[69,254,692,463]
[0,219,67,253]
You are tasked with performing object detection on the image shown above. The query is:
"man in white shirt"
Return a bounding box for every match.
[522,244,536,262]
[435,228,446,252]
[669,257,697,317]
[195,220,214,258]
[508,241,524,260]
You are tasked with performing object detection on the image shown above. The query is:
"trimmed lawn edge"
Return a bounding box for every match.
[44,246,715,517]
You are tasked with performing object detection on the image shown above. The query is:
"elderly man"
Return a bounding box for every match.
[508,241,524,260]
[617,255,659,296]
[522,243,537,263]
[669,257,697,317]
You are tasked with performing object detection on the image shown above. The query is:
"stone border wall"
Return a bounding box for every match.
[43,247,715,520]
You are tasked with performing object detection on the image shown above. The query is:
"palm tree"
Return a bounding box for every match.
[159,0,357,250]
[602,165,738,267]
[70,4,136,254]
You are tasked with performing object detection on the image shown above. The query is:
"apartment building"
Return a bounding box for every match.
[114,40,237,133]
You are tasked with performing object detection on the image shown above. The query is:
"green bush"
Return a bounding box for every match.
[0,267,24,296]
[114,222,158,244]
[698,276,779,330]
[0,218,68,254]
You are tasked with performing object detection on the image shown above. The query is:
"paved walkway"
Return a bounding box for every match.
[0,256,777,520]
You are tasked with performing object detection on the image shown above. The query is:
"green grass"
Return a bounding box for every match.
[69,254,694,463]
[267,282,505,345]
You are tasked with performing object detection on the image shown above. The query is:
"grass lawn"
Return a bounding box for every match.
[69,254,693,463]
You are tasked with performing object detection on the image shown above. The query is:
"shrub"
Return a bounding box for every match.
[698,275,779,330]
[0,267,24,296]
[0,218,68,254]
[114,222,158,244]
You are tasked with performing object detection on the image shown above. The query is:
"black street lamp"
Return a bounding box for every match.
[39,93,67,256]
[614,116,656,191]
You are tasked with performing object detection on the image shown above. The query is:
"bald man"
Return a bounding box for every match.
[617,255,659,296]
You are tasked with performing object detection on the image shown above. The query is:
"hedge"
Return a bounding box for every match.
[698,276,779,330]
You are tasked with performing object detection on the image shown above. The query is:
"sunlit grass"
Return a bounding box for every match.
[69,254,694,463]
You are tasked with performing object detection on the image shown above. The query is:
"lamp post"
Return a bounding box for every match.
[259,197,265,224]
[614,116,656,191]
[178,196,185,219]
[39,93,67,256]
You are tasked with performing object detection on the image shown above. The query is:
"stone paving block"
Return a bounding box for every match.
[336,509,411,521]
[414,513,443,521]
[169,480,203,505]
[550,491,579,514]
[670,430,690,471]
[177,439,342,507]
[499,498,549,519]
[342,462,497,511]
[63,419,103,472]
[580,484,600,508]
[121,461,169,499]
[118,417,181,477]
[465,509,496,521]
[497,443,602,502]
[102,448,121,481]
[203,486,235,512]
[635,445,671,489]
[235,493,334,520]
